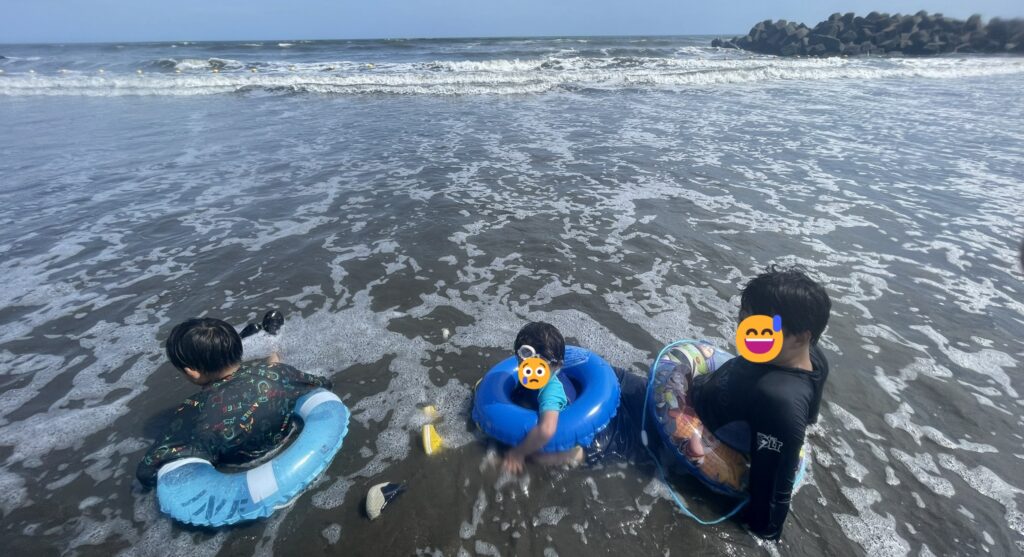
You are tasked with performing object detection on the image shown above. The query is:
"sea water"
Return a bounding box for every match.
[1,36,1023,555]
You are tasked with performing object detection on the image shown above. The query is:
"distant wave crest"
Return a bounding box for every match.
[3,55,1022,96]
[146,57,245,72]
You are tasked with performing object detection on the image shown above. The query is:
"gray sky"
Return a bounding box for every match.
[2,1,1022,43]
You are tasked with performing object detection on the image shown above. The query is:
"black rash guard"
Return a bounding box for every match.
[691,345,829,540]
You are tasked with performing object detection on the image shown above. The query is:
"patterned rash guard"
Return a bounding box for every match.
[136,361,332,488]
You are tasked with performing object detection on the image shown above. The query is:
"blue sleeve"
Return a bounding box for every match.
[537,376,568,413]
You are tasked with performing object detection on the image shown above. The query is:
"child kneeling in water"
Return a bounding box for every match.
[500,322,702,474]
[501,322,585,474]
[136,315,332,487]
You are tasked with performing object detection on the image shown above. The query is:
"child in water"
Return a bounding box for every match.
[690,265,831,540]
[501,322,584,474]
[136,312,332,487]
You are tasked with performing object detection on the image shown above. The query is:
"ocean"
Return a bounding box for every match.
[1,36,1022,556]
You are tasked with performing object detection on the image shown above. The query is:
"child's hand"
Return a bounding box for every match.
[502,451,525,475]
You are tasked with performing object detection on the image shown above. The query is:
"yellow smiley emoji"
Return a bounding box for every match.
[735,314,784,363]
[517,357,551,390]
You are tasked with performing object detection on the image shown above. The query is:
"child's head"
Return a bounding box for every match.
[740,266,831,347]
[166,317,243,383]
[514,321,565,369]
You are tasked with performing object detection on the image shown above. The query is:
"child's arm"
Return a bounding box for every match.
[746,395,805,540]
[502,410,559,474]
[136,403,209,488]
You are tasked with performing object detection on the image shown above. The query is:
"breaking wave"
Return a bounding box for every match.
[2,55,1023,96]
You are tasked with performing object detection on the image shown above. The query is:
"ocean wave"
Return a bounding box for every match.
[1,54,1022,554]
[2,56,1022,96]
[147,57,245,72]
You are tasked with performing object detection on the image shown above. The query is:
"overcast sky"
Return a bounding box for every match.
[2,0,1022,44]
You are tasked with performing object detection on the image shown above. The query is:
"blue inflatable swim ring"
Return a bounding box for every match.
[473,346,620,453]
[156,388,350,527]
[648,340,808,498]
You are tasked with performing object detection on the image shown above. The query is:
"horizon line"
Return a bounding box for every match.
[0,32,740,47]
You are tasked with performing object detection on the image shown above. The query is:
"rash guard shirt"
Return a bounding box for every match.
[536,375,568,413]
[136,361,332,487]
[691,345,829,540]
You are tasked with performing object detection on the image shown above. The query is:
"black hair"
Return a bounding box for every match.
[514,321,565,365]
[740,265,831,345]
[165,317,243,375]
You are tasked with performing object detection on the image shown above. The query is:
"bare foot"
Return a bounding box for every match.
[267,352,281,365]
[568,445,585,468]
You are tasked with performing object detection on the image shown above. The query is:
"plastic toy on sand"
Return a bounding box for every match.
[365,482,406,520]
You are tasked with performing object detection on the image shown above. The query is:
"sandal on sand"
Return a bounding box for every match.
[239,322,263,338]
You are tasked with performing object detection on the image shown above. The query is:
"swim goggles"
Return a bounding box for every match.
[516,345,562,369]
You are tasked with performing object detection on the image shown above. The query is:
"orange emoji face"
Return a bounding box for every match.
[517,357,551,390]
[735,314,784,363]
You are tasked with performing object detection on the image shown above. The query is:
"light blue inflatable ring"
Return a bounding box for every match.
[473,346,620,453]
[155,388,350,527]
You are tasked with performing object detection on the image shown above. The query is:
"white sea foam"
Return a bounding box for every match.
[0,321,168,468]
[873,358,954,401]
[885,466,900,486]
[938,455,1024,542]
[911,326,1018,398]
[322,523,341,544]
[533,506,569,527]
[166,58,243,72]
[828,402,883,440]
[884,403,998,453]
[0,467,28,516]
[572,521,589,544]
[459,489,488,540]
[830,437,869,483]
[834,486,911,556]
[2,55,1021,96]
[890,449,955,497]
[129,489,231,556]
[475,541,500,556]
